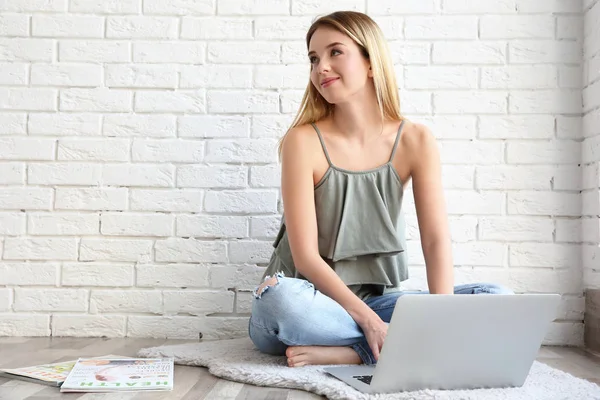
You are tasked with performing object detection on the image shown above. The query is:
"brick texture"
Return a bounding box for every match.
[0,0,593,346]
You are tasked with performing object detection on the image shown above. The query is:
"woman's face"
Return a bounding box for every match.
[308,27,372,104]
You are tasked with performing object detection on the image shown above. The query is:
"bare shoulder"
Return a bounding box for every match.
[398,120,440,176]
[281,123,317,147]
[399,120,436,151]
[280,123,321,163]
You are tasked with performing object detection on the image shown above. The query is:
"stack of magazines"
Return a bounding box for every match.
[0,356,174,393]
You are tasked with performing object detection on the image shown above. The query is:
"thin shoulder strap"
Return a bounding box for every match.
[311,122,333,166]
[388,119,406,162]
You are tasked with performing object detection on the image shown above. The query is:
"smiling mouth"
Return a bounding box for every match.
[321,78,339,87]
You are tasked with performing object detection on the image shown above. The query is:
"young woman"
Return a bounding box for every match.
[248,11,513,368]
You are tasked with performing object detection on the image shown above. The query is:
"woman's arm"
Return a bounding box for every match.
[408,124,454,294]
[279,126,378,324]
[280,126,388,360]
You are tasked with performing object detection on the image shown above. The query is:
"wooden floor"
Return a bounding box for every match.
[0,337,599,399]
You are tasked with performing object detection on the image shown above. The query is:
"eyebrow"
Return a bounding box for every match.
[307,42,346,56]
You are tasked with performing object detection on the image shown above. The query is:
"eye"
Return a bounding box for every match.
[308,49,342,65]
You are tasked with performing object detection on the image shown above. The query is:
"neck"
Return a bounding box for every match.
[331,83,384,143]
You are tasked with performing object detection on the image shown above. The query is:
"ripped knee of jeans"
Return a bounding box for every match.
[253,271,285,299]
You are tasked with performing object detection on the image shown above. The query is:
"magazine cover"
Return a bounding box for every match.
[0,360,77,387]
[60,358,174,393]
[0,355,123,387]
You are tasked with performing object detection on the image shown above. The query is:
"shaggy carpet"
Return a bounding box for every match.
[138,337,600,400]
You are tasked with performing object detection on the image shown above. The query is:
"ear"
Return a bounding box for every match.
[368,65,373,78]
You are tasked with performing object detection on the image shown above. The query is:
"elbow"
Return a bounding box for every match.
[421,236,454,271]
[421,235,450,253]
[292,250,324,275]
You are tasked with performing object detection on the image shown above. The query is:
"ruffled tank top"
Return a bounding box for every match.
[262,120,408,300]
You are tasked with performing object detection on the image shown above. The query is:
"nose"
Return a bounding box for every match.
[316,59,330,74]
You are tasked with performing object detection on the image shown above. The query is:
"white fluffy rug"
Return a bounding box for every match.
[138,337,600,400]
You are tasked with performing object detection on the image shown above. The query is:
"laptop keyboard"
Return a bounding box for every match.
[353,375,373,385]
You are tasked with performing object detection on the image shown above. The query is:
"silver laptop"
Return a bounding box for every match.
[323,293,560,394]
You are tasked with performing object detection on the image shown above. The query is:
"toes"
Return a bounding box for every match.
[285,347,296,358]
[286,346,307,358]
[291,360,307,367]
[287,356,307,368]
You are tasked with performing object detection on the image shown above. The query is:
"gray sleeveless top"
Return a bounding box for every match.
[262,120,408,300]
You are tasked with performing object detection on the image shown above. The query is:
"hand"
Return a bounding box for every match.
[359,314,388,362]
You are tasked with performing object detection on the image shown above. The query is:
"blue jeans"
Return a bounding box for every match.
[248,273,514,365]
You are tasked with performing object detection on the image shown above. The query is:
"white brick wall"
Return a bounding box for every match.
[0,0,591,345]
[583,0,600,290]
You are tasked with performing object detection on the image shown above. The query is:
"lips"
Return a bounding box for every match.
[321,77,339,87]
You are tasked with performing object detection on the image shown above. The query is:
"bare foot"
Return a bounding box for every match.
[285,346,362,367]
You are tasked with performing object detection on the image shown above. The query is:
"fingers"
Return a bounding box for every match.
[370,340,380,362]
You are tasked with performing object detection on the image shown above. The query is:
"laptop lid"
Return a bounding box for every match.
[370,293,560,393]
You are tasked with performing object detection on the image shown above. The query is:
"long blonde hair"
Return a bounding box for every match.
[277,11,403,157]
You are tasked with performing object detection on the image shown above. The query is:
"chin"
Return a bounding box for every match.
[319,91,345,105]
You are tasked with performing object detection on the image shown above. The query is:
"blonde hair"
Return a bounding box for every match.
[277,11,403,157]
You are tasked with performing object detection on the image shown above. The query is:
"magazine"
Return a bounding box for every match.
[0,355,121,387]
[0,360,75,387]
[60,358,174,393]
